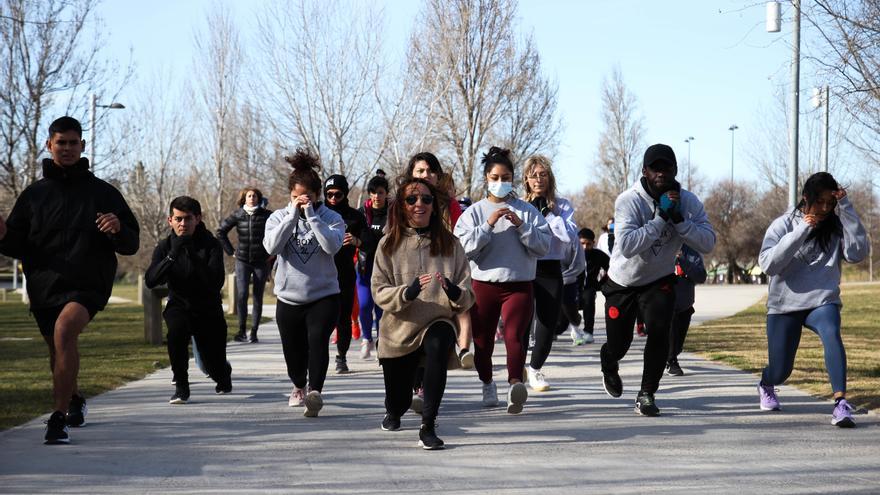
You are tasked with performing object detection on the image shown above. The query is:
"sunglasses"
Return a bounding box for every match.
[404,194,434,206]
[326,191,345,200]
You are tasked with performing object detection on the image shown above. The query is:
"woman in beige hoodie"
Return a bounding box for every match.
[372,176,475,450]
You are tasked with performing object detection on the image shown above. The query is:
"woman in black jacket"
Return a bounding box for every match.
[216,187,273,343]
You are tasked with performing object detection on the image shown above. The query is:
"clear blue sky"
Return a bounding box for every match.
[98,0,831,194]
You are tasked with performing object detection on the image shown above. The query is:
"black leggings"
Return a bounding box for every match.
[336,269,357,358]
[235,259,269,333]
[276,295,340,392]
[668,307,694,361]
[555,280,583,334]
[164,304,231,385]
[529,260,563,369]
[600,276,675,394]
[381,322,455,424]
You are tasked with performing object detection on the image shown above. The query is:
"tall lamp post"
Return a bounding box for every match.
[89,93,125,169]
[812,85,830,172]
[684,136,694,189]
[728,125,738,182]
[767,0,801,208]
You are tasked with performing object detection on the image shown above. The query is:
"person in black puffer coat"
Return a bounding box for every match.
[216,187,272,343]
[324,174,370,373]
[0,116,140,444]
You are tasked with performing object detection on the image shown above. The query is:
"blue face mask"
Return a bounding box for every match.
[487,181,513,198]
[609,222,615,232]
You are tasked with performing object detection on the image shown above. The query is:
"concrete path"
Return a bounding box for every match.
[1,284,878,494]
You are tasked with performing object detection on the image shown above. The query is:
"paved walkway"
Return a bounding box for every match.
[1,285,878,494]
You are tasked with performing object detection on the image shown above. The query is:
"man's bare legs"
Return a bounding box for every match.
[42,302,90,412]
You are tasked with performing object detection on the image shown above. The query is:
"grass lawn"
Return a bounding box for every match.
[0,302,263,430]
[111,282,279,305]
[687,283,880,411]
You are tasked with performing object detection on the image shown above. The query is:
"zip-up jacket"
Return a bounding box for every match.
[0,158,139,310]
[326,199,369,279]
[145,222,225,311]
[216,207,272,264]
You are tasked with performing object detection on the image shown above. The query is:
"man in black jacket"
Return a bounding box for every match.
[145,196,232,404]
[579,228,609,343]
[0,116,140,444]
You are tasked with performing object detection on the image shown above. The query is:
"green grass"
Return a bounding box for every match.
[111,282,280,305]
[687,283,880,411]
[0,302,263,430]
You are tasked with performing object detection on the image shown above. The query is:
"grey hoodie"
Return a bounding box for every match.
[607,180,715,287]
[758,196,868,314]
[263,202,345,305]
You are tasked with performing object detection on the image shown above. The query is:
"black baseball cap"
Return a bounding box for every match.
[643,144,677,170]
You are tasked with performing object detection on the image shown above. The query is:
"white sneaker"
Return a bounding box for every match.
[482,381,499,407]
[303,390,323,417]
[360,339,374,360]
[527,366,550,392]
[507,382,528,414]
[288,387,304,407]
[569,324,585,346]
[583,332,595,344]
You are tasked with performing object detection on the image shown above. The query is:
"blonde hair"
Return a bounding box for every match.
[522,154,557,212]
[237,187,263,207]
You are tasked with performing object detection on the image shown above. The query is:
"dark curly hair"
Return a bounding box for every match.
[797,172,843,253]
[284,148,322,196]
[481,146,514,176]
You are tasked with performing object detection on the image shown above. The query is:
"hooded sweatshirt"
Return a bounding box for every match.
[532,196,578,261]
[562,233,587,286]
[607,179,715,287]
[263,202,345,305]
[758,196,867,314]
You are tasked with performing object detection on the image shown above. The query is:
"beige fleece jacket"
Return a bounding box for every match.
[371,229,475,364]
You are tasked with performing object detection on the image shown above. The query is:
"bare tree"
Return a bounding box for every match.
[255,0,385,185]
[407,0,560,196]
[703,180,769,284]
[0,0,127,202]
[594,67,645,195]
[193,5,244,226]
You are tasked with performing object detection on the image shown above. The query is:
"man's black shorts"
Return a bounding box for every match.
[32,301,99,337]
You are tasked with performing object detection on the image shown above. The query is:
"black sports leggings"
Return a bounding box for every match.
[381,322,455,424]
[276,295,340,392]
[336,269,357,358]
[529,260,563,369]
[164,304,231,385]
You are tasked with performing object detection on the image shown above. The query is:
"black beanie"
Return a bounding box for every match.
[324,174,349,195]
[643,144,677,170]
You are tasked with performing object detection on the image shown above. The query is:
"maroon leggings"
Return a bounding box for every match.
[471,280,534,384]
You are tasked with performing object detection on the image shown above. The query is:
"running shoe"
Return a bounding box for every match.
[666,359,684,377]
[418,421,445,450]
[569,324,585,346]
[481,381,499,407]
[233,330,248,343]
[602,369,623,398]
[381,413,401,431]
[44,411,69,445]
[527,366,550,392]
[583,332,595,344]
[507,382,528,415]
[758,382,781,411]
[831,399,856,428]
[458,348,474,369]
[411,387,424,415]
[215,378,232,394]
[289,387,305,407]
[635,391,660,416]
[303,390,323,417]
[248,330,259,343]
[169,384,190,405]
[335,356,350,374]
[66,394,87,427]
[360,339,373,360]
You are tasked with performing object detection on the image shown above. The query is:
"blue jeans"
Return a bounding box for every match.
[761,304,846,393]
[356,269,383,342]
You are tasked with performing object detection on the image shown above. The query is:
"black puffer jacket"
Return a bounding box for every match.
[144,222,225,311]
[216,207,272,264]
[357,202,388,276]
[0,158,139,310]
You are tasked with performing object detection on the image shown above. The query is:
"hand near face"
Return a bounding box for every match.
[803,214,820,228]
[293,194,312,209]
[343,232,353,246]
[831,188,847,201]
[665,190,680,203]
[96,212,121,234]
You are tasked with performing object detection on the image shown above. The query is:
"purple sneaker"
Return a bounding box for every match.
[758,382,780,411]
[831,399,856,428]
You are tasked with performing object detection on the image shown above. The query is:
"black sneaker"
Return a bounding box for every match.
[381,414,401,432]
[44,411,70,445]
[335,356,350,374]
[248,330,259,343]
[66,394,87,427]
[233,331,248,343]
[169,384,190,404]
[602,369,623,398]
[635,391,660,416]
[215,379,232,394]
[418,422,445,450]
[666,359,684,377]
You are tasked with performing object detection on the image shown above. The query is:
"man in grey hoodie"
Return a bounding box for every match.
[600,144,715,416]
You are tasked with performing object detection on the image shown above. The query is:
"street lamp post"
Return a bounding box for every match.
[728,125,738,182]
[812,85,830,172]
[89,93,125,169]
[684,136,694,189]
[767,0,801,208]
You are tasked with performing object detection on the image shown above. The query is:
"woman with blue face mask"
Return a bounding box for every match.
[453,147,552,414]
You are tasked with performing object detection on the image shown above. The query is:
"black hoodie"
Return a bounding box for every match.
[145,222,225,311]
[0,158,139,310]
[325,199,369,278]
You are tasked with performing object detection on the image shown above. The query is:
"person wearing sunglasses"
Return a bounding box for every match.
[372,176,475,450]
[454,146,551,414]
[263,149,345,418]
[521,154,579,393]
[323,174,370,374]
